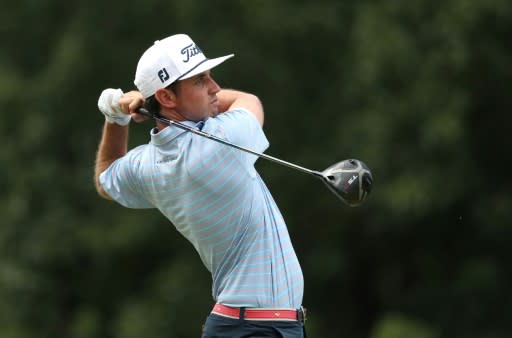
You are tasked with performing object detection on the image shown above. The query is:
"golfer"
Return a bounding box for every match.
[95,34,307,337]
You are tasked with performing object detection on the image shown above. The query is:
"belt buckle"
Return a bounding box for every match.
[297,306,307,322]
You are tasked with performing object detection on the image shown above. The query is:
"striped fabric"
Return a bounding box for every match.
[99,109,304,308]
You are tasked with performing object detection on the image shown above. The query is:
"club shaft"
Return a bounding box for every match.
[136,108,323,178]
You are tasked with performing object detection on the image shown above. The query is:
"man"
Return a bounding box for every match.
[95,34,306,337]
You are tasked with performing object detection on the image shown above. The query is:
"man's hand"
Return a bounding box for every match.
[118,91,149,123]
[98,88,131,126]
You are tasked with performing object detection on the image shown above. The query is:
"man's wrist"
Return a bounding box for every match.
[104,113,131,126]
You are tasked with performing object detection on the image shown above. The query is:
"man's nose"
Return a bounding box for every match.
[208,77,221,94]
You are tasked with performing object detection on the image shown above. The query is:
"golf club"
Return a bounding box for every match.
[135,107,373,206]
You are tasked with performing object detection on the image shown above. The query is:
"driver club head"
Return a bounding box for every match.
[321,159,373,207]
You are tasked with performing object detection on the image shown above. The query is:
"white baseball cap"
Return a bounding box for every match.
[134,34,234,98]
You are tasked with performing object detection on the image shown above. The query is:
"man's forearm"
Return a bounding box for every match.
[216,89,264,126]
[216,89,245,112]
[94,122,129,199]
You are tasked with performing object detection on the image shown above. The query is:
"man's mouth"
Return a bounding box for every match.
[211,98,219,110]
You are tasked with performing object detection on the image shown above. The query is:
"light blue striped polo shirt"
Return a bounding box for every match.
[99,108,304,308]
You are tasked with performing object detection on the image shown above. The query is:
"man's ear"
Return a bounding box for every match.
[155,88,177,109]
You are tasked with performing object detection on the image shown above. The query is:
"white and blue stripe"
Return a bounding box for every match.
[100,109,304,308]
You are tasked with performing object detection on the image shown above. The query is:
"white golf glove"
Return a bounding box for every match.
[97,88,131,126]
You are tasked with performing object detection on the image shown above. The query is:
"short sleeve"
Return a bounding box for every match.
[99,147,154,209]
[203,108,269,168]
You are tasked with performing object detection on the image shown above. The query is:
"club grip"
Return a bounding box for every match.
[136,107,153,118]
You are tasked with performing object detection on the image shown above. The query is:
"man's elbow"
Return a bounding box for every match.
[244,93,264,126]
[95,180,112,200]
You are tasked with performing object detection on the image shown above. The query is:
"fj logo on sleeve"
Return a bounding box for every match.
[181,43,202,62]
[158,68,170,83]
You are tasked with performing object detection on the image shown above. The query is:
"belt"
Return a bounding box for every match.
[211,303,307,322]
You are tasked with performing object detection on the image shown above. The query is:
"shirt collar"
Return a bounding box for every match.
[150,120,205,146]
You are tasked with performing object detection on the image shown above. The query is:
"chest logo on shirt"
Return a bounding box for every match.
[157,154,177,164]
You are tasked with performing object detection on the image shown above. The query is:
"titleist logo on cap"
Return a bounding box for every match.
[181,43,203,63]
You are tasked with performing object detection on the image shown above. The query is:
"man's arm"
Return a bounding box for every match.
[94,90,144,199]
[216,89,264,126]
[94,122,129,200]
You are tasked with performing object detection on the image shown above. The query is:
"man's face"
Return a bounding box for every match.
[174,70,221,121]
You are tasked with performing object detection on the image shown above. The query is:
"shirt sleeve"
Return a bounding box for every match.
[99,147,154,209]
[204,108,269,169]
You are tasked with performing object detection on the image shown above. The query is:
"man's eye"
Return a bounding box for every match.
[197,77,211,87]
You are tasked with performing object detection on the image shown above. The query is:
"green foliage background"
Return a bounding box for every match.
[1,1,510,337]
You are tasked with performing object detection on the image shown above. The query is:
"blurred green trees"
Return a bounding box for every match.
[1,0,510,337]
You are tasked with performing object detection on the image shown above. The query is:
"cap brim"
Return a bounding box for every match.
[178,54,234,81]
